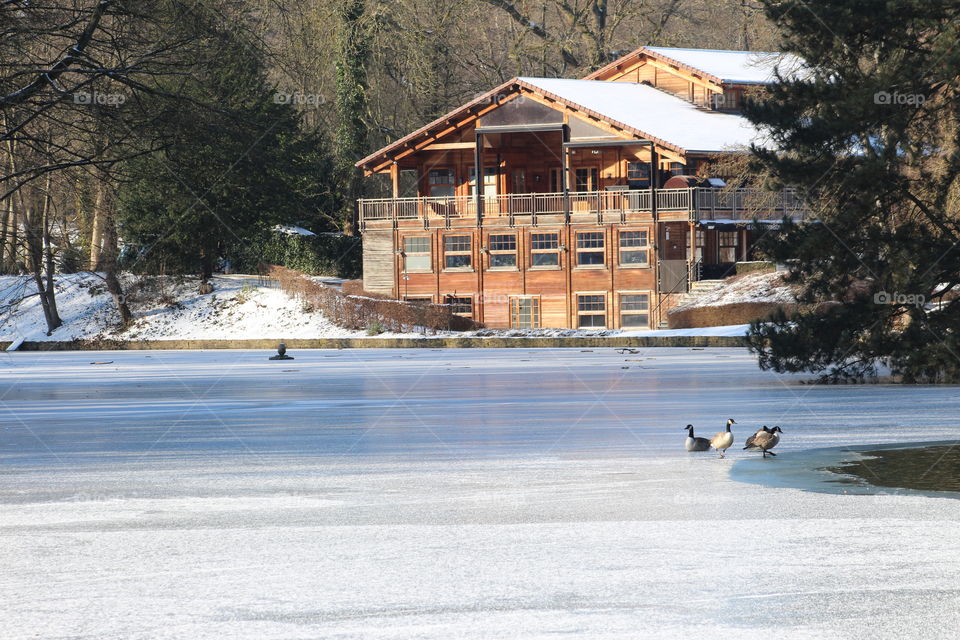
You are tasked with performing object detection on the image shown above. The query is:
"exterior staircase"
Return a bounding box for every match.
[656,279,727,328]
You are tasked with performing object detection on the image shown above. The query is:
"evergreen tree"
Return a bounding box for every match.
[333,0,371,233]
[117,10,336,285]
[744,0,960,382]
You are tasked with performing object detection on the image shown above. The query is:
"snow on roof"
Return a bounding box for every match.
[518,77,762,153]
[644,47,802,84]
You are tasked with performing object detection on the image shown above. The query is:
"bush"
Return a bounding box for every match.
[229,231,362,278]
[735,261,776,275]
[266,265,479,333]
[669,302,798,329]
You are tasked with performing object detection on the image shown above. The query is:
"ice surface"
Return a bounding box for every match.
[1,348,959,639]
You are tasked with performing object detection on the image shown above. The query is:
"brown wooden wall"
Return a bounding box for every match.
[382,222,657,329]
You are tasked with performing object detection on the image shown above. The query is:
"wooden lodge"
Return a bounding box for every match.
[355,46,807,330]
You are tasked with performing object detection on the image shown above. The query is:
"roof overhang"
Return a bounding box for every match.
[583,46,727,88]
[356,78,690,174]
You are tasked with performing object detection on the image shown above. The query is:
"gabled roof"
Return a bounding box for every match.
[357,76,762,171]
[518,77,760,153]
[584,45,803,85]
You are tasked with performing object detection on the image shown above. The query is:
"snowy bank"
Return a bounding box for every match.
[0,273,752,344]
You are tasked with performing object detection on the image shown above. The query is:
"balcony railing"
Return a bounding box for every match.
[359,188,808,226]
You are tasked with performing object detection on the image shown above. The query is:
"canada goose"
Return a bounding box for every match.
[743,426,770,450]
[684,425,711,452]
[744,426,783,457]
[710,419,736,458]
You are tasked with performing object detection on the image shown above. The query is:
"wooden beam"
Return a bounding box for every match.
[422,142,477,151]
[644,58,723,93]
[367,93,524,174]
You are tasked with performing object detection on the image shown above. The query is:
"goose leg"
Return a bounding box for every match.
[766,451,777,457]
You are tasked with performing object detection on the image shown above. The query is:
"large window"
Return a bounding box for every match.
[574,167,599,192]
[695,229,705,262]
[469,167,498,196]
[444,235,472,269]
[619,230,649,266]
[403,236,431,272]
[530,232,560,267]
[488,234,517,268]
[429,169,455,197]
[577,294,606,328]
[719,231,738,263]
[621,294,650,328]
[445,295,473,316]
[627,162,650,189]
[576,231,605,266]
[512,169,527,194]
[510,297,540,329]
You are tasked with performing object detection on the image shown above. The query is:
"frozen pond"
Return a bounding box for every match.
[1,348,959,639]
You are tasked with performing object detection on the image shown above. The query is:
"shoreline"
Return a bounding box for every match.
[1,334,748,351]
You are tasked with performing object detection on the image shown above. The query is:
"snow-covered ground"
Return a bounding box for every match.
[1,348,958,639]
[0,273,751,342]
[0,273,430,342]
[672,270,796,312]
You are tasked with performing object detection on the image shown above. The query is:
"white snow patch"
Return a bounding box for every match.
[273,224,316,236]
[673,271,796,312]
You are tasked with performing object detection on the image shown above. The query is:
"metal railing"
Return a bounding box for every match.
[359,187,808,226]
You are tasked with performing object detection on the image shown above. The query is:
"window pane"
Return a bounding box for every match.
[445,254,471,268]
[406,255,431,271]
[512,298,538,329]
[489,234,516,251]
[405,237,430,253]
[577,232,604,248]
[405,297,432,304]
[719,248,737,262]
[430,185,455,198]
[620,230,648,247]
[720,232,738,246]
[578,251,604,266]
[621,313,649,327]
[621,294,649,311]
[490,253,516,267]
[531,233,558,250]
[429,169,454,184]
[446,297,472,314]
[578,314,606,328]
[627,162,649,181]
[532,252,559,266]
[578,295,606,311]
[445,235,471,252]
[620,250,648,265]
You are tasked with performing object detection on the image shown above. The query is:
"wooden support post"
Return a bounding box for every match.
[390,163,400,199]
[561,125,571,223]
[474,132,483,225]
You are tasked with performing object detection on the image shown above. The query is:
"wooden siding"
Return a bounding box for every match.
[362,229,395,295]
[372,222,657,330]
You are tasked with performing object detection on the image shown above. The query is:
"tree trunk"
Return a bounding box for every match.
[97,183,131,326]
[23,196,61,334]
[89,179,105,270]
[40,182,60,324]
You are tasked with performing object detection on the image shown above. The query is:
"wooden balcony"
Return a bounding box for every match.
[358,188,809,228]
